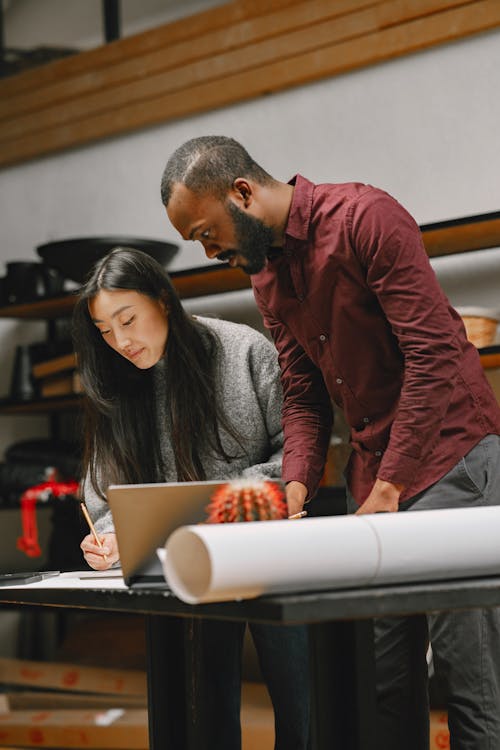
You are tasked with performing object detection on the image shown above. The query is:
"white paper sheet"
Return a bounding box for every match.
[163,506,500,604]
[0,570,127,590]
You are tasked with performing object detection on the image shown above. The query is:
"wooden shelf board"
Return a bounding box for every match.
[0,294,77,319]
[421,212,500,257]
[0,395,81,415]
[171,264,251,298]
[0,211,497,325]
[0,265,251,320]
[1,0,500,167]
[480,352,500,369]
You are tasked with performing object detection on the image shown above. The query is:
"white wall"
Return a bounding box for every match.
[0,16,499,456]
[1,25,499,268]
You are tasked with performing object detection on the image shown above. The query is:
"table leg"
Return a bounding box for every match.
[145,614,187,749]
[308,618,376,750]
[145,615,208,750]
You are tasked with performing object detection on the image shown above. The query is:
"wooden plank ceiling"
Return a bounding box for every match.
[0,0,499,168]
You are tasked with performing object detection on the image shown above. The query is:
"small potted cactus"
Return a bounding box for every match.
[205,480,287,523]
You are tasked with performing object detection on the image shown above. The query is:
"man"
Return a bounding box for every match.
[161,135,500,749]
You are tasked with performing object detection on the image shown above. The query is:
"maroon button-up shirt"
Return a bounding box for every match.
[252,175,500,504]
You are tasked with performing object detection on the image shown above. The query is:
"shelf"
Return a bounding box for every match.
[0,211,499,320]
[480,346,500,370]
[1,346,495,417]
[0,395,81,414]
[170,263,250,299]
[0,293,77,320]
[0,263,250,319]
[421,210,500,257]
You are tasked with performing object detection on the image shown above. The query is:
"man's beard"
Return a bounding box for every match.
[223,200,275,275]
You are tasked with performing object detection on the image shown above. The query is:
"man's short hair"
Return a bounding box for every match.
[160,135,273,205]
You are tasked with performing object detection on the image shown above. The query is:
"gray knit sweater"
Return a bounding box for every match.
[84,316,284,534]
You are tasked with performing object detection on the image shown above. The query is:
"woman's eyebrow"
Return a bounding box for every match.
[92,304,134,323]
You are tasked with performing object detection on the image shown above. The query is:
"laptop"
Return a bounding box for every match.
[106,480,226,589]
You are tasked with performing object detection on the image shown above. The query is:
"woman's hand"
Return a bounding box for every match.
[80,532,119,570]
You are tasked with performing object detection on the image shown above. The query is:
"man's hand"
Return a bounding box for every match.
[355,478,404,515]
[285,481,308,517]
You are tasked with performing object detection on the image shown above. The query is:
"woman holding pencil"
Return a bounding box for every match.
[73,247,309,750]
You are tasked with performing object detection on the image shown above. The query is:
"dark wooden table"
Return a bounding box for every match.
[2,575,500,749]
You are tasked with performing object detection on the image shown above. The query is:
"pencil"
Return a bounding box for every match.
[80,502,107,561]
[288,510,308,520]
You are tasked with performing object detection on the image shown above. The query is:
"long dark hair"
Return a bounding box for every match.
[72,247,243,498]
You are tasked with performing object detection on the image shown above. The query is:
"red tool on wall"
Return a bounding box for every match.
[17,474,79,558]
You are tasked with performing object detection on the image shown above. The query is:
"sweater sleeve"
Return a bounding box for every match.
[82,470,115,535]
[240,333,284,481]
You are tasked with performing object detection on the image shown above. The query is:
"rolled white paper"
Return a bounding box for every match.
[163,506,500,604]
[164,515,379,604]
[364,506,500,584]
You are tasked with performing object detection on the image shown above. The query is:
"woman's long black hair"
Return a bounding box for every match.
[72,246,243,498]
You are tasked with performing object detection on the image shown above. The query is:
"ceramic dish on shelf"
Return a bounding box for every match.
[36,236,179,285]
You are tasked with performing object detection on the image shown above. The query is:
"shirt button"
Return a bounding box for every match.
[363,417,370,424]
[374,450,383,457]
[336,378,343,384]
[319,334,326,342]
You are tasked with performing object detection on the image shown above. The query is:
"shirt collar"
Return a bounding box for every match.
[284,174,314,248]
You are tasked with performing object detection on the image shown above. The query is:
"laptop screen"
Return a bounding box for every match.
[106,480,226,588]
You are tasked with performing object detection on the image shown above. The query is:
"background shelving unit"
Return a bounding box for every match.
[0,263,250,415]
[0,209,499,418]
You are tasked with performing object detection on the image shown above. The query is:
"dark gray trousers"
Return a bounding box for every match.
[348,434,500,750]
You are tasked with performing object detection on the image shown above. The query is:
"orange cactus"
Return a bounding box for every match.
[205,480,287,523]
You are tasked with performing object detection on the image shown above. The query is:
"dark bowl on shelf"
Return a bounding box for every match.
[36,236,179,285]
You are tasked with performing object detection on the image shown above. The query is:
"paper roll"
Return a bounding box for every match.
[164,515,379,604]
[365,506,500,583]
[163,506,500,604]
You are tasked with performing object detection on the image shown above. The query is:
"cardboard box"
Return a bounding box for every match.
[0,691,146,712]
[240,690,451,750]
[0,682,271,749]
[0,658,146,697]
[241,682,274,750]
[430,710,450,750]
[0,708,148,748]
[0,678,447,749]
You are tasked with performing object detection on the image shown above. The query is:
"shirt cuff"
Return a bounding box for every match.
[376,447,421,490]
[282,463,322,501]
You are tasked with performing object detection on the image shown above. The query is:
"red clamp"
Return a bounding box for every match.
[17,478,79,558]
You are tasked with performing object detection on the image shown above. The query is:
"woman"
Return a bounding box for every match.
[73,247,309,750]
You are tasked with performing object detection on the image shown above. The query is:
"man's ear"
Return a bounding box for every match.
[231,178,253,208]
